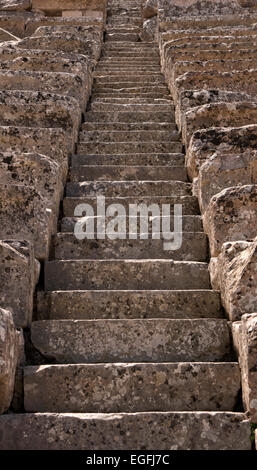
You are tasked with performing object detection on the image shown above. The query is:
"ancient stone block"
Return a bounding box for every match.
[182,102,257,148]
[0,70,87,110]
[0,90,81,151]
[0,240,39,327]
[215,239,257,321]
[0,126,69,179]
[142,0,158,19]
[31,0,107,15]
[0,307,19,414]
[234,313,257,421]
[25,16,104,35]
[186,124,257,180]
[203,185,257,256]
[141,17,158,42]
[0,184,53,261]
[0,11,43,37]
[0,152,63,229]
[198,150,257,213]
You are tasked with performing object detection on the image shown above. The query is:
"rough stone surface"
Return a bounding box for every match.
[141,17,158,41]
[0,1,31,11]
[0,240,39,327]
[203,185,257,256]
[0,412,251,450]
[0,184,53,261]
[198,150,257,213]
[0,308,18,414]
[236,313,257,422]
[0,152,63,228]
[24,362,240,413]
[142,0,158,19]
[215,239,257,321]
[37,289,222,320]
[0,126,69,178]
[31,319,231,363]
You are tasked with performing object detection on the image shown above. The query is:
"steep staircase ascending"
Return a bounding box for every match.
[0,0,250,450]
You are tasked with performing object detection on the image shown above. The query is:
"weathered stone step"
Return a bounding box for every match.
[79,129,179,142]
[94,71,163,77]
[61,214,202,234]
[85,111,174,122]
[53,233,207,262]
[63,195,199,218]
[102,51,159,57]
[71,153,184,166]
[105,33,140,41]
[69,165,187,182]
[31,318,229,362]
[99,58,160,64]
[94,76,165,85]
[77,141,183,155]
[93,92,170,98]
[0,412,250,450]
[92,86,167,95]
[95,67,161,73]
[103,43,158,49]
[66,181,191,197]
[24,363,240,413]
[37,288,221,321]
[91,97,171,104]
[93,84,167,93]
[81,122,176,131]
[44,260,208,291]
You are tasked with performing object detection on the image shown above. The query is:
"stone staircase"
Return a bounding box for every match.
[0,0,251,450]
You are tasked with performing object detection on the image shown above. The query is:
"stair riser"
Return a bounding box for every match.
[69,166,187,182]
[44,260,209,291]
[24,363,240,413]
[61,215,202,234]
[31,319,230,363]
[77,142,183,154]
[79,130,179,142]
[53,233,208,262]
[71,153,184,166]
[37,289,221,320]
[66,181,191,197]
[85,111,175,122]
[81,122,176,131]
[63,196,199,218]
[0,413,250,450]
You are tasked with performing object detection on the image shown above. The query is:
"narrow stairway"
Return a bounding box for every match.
[3,0,250,450]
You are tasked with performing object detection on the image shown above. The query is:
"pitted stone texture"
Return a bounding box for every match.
[0,308,18,414]
[17,34,100,62]
[0,152,63,228]
[31,0,107,16]
[25,16,104,36]
[215,239,257,321]
[0,70,87,110]
[159,0,244,22]
[24,362,240,413]
[0,412,251,450]
[203,185,257,257]
[174,70,257,106]
[176,90,254,131]
[0,1,31,11]
[182,102,257,148]
[34,25,102,43]
[0,126,69,179]
[236,313,257,421]
[44,259,209,291]
[53,232,208,262]
[0,240,39,328]
[186,125,257,180]
[66,180,191,197]
[37,289,222,321]
[63,196,199,218]
[31,319,230,363]
[0,184,53,261]
[0,90,81,150]
[198,150,257,213]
